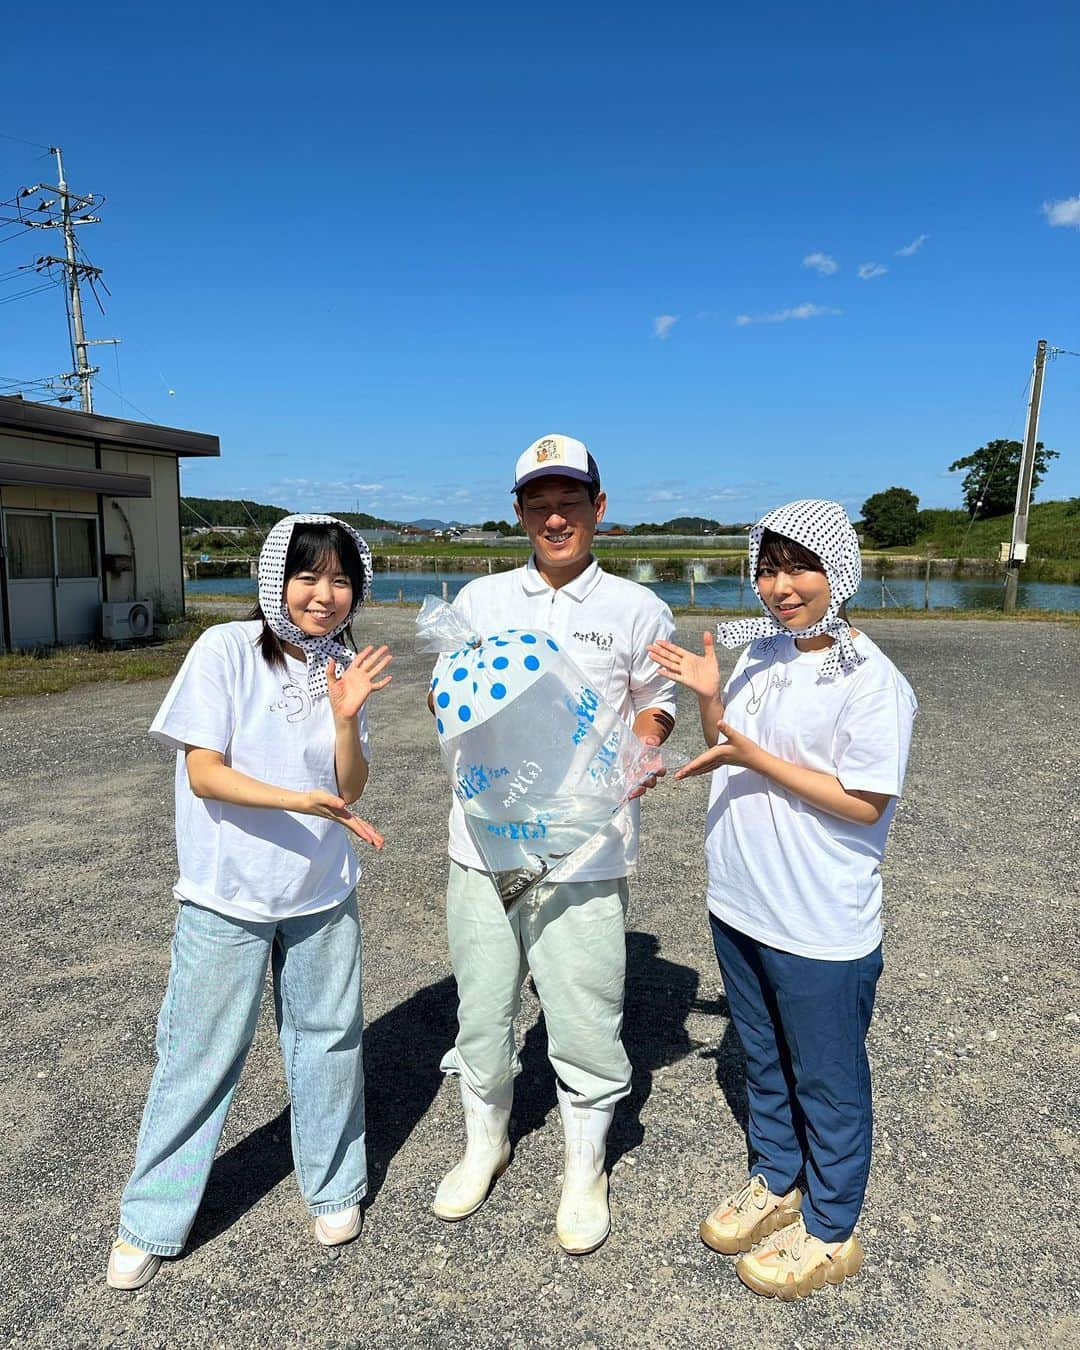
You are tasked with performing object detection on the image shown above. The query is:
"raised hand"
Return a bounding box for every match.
[647,631,722,700]
[327,645,393,722]
[295,788,385,847]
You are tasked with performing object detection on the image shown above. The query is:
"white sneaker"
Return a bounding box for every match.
[555,1085,613,1255]
[433,1079,512,1221]
[314,1204,363,1247]
[106,1238,162,1291]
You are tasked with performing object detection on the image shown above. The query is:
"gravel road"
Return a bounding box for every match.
[1,608,1077,1349]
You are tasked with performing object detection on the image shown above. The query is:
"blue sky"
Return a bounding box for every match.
[2,2,1078,525]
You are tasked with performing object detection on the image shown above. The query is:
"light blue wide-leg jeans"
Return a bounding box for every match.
[118,894,366,1257]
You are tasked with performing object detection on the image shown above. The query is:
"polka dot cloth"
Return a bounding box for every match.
[716,499,865,681]
[257,513,373,700]
[430,629,561,740]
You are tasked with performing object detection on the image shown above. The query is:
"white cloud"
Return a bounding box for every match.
[638,480,763,506]
[896,233,929,256]
[803,251,839,276]
[857,262,888,280]
[653,314,680,340]
[735,302,841,326]
[1043,195,1080,228]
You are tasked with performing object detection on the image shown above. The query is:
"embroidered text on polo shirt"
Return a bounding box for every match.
[572,629,615,652]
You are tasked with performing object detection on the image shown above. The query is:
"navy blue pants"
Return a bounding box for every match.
[709,915,883,1242]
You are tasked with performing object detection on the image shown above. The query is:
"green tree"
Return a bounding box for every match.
[948,439,1059,518]
[860,486,920,547]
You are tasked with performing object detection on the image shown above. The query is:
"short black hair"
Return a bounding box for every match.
[249,522,369,669]
[755,528,825,576]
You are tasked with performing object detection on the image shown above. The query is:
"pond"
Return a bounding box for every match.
[186,568,1080,612]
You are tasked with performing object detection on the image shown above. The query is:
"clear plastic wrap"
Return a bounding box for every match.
[417,597,677,914]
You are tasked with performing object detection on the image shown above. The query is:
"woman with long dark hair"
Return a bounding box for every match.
[107,514,391,1290]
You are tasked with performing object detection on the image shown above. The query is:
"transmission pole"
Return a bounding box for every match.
[1002,338,1048,613]
[20,146,104,412]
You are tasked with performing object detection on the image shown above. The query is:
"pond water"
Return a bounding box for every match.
[186,568,1080,612]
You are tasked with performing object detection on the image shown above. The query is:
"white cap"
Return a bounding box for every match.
[512,434,601,493]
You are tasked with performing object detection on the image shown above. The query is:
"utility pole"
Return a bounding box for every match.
[21,147,105,412]
[1003,339,1048,613]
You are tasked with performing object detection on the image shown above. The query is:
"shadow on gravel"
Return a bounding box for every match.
[185,974,459,1247]
[187,1108,294,1253]
[694,996,751,1148]
[182,942,747,1249]
[508,931,704,1166]
[362,975,458,1202]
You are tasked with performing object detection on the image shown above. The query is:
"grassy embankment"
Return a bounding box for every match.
[869,500,1080,583]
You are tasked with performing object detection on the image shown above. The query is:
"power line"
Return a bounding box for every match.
[92,377,156,424]
[0,278,59,306]
[0,129,51,151]
[953,366,1034,557]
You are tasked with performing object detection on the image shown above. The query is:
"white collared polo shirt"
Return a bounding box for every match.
[441,557,677,882]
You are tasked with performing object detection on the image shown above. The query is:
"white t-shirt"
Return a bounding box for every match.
[443,558,677,882]
[150,620,368,922]
[705,630,916,960]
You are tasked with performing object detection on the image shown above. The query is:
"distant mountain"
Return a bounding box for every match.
[405,518,472,531]
[180,497,399,531]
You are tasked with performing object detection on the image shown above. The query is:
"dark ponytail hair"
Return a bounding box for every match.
[248,523,369,669]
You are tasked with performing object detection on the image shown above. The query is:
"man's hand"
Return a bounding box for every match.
[626,734,666,801]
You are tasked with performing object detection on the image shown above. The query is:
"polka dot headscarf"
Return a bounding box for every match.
[257,513,373,699]
[716,499,864,681]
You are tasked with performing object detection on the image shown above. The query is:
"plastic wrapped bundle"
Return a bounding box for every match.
[417,597,671,913]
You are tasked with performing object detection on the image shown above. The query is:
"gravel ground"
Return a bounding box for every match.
[1,608,1077,1350]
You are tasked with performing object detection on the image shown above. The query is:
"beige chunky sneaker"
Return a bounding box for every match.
[735,1214,864,1300]
[699,1174,802,1254]
[106,1238,161,1291]
[314,1204,363,1247]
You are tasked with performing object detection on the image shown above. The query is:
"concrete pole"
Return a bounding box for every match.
[1003,340,1048,613]
[53,147,94,413]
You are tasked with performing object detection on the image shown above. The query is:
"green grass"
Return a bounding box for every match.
[0,611,222,698]
[875,500,1079,561]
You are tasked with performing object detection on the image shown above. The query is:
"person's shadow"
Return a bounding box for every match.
[187,975,457,1250]
[186,938,753,1250]
[508,930,745,1167]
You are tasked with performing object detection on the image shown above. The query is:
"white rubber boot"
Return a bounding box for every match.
[433,1079,512,1221]
[555,1084,614,1254]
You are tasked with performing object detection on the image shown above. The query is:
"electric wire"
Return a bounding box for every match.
[954,367,1036,558]
[179,497,259,557]
[92,378,156,424]
[0,129,51,151]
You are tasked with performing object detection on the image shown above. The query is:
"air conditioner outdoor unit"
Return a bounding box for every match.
[102,600,154,641]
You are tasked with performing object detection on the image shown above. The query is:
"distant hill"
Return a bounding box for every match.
[180,496,397,531]
[181,497,290,530]
[405,518,471,531]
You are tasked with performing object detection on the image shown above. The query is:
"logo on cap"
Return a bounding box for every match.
[534,439,562,464]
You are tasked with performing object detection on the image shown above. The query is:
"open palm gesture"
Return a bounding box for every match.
[647,632,722,701]
[327,645,393,721]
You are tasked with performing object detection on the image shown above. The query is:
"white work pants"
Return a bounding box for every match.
[440,861,632,1110]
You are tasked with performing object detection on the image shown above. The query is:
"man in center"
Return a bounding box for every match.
[430,434,677,1253]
